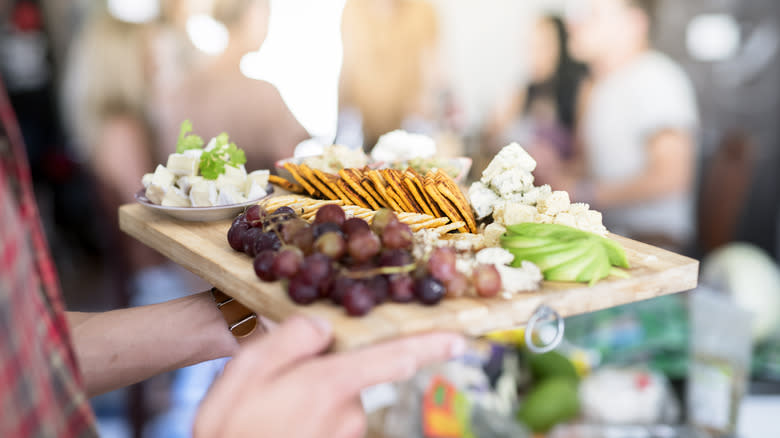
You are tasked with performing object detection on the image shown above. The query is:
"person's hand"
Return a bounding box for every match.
[194,316,466,438]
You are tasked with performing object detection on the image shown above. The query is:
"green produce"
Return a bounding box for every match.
[528,351,579,382]
[517,378,580,433]
[501,223,630,285]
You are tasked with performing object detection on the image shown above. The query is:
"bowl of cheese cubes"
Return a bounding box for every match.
[136,121,273,221]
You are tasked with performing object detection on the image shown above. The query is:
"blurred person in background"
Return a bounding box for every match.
[159,0,309,171]
[538,0,698,251]
[339,0,444,149]
[484,14,588,162]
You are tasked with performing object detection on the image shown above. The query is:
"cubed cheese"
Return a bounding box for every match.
[217,187,247,206]
[520,184,552,206]
[141,173,154,189]
[476,248,515,266]
[553,212,578,228]
[537,191,570,215]
[145,183,167,205]
[246,169,270,190]
[468,181,500,220]
[487,168,534,198]
[216,165,247,192]
[501,203,538,226]
[151,164,176,187]
[177,176,203,195]
[166,153,199,176]
[182,148,203,160]
[480,143,537,184]
[204,137,217,151]
[161,187,191,207]
[568,202,590,215]
[534,213,555,224]
[245,181,268,201]
[483,223,507,248]
[190,180,218,207]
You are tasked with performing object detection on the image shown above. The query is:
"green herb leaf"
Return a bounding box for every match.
[176,119,204,153]
[197,133,247,179]
[199,148,225,180]
[226,142,247,167]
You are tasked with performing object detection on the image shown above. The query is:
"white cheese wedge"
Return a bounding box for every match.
[216,165,247,192]
[468,181,500,220]
[166,153,199,177]
[151,164,175,187]
[498,203,538,226]
[245,170,270,191]
[537,191,571,215]
[189,180,218,207]
[141,173,154,189]
[217,186,247,206]
[145,183,168,205]
[245,181,268,201]
[161,187,191,207]
[483,223,507,247]
[177,176,204,195]
[182,148,203,160]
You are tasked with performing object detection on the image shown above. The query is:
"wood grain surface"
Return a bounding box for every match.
[120,203,699,351]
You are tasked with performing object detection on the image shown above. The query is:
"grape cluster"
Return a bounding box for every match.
[228,204,502,316]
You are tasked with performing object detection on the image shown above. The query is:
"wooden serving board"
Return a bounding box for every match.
[120,203,699,351]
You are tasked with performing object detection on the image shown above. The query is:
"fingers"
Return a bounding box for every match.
[329,402,367,438]
[319,332,466,401]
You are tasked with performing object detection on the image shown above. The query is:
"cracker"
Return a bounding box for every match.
[340,169,381,210]
[430,221,466,235]
[268,174,306,194]
[435,178,477,233]
[361,179,389,208]
[337,179,371,209]
[424,175,468,233]
[382,169,416,212]
[366,171,403,212]
[299,164,338,200]
[408,170,443,217]
[403,174,435,217]
[282,162,319,197]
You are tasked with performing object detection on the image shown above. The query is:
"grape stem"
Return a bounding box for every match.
[342,263,417,279]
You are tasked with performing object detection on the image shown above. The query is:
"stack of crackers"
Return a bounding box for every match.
[271,163,477,233]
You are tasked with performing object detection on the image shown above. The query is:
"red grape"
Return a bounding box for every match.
[329,275,357,304]
[370,209,400,235]
[253,250,277,282]
[314,232,346,259]
[428,247,457,283]
[279,218,309,243]
[314,204,346,226]
[342,283,375,316]
[272,247,303,279]
[347,230,381,263]
[228,217,251,252]
[273,206,296,216]
[379,249,413,267]
[473,264,502,298]
[445,272,469,298]
[414,276,446,305]
[312,222,342,240]
[341,217,370,237]
[289,226,315,255]
[388,274,415,303]
[381,221,413,250]
[364,275,389,304]
[250,231,281,256]
[245,205,266,226]
[288,276,319,305]
[242,228,265,256]
[300,253,332,286]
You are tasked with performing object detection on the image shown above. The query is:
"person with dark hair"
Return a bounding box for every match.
[540,0,698,251]
[485,14,588,160]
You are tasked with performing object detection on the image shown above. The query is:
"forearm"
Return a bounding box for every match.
[68,291,238,397]
[593,170,690,208]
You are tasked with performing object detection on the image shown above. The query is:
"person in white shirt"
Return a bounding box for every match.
[536,0,699,250]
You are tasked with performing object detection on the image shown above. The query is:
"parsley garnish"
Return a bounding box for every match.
[199,132,247,180]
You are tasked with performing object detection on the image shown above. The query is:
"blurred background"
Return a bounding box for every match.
[1,0,778,437]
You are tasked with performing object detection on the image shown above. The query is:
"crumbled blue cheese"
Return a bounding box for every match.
[553,212,578,228]
[496,202,538,226]
[486,168,535,198]
[476,247,515,266]
[469,181,500,220]
[537,190,571,215]
[474,248,542,294]
[480,142,537,184]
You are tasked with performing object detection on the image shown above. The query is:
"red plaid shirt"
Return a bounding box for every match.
[0,78,98,437]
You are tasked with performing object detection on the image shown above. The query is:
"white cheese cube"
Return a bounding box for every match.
[217,186,247,206]
[166,153,199,177]
[189,180,218,207]
[476,248,515,266]
[483,223,507,248]
[245,181,268,201]
[487,168,534,198]
[182,148,203,160]
[216,165,247,192]
[568,202,590,215]
[501,203,539,226]
[204,137,217,151]
[534,213,555,224]
[521,184,553,206]
[246,169,270,190]
[145,183,167,205]
[468,181,500,220]
[141,173,154,189]
[151,164,176,187]
[553,212,578,228]
[161,187,191,207]
[537,191,571,215]
[481,143,537,184]
[177,176,203,195]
